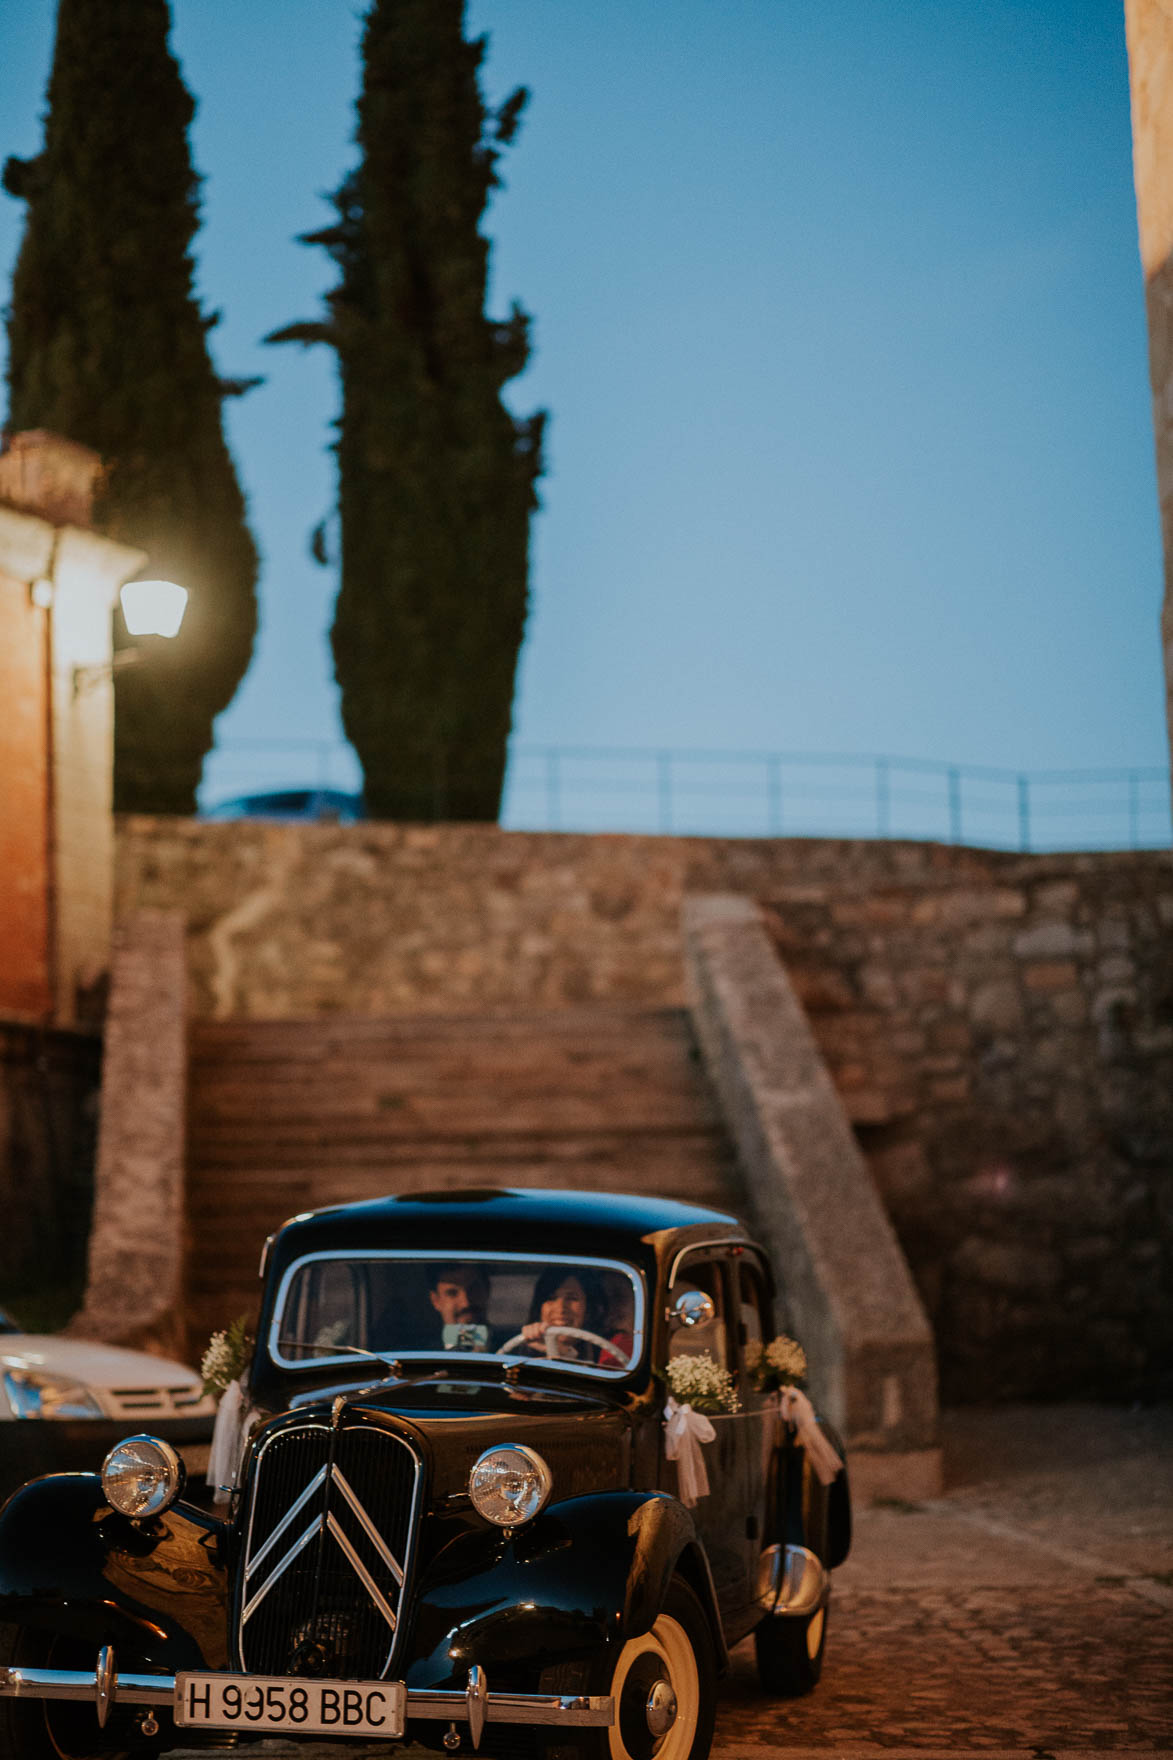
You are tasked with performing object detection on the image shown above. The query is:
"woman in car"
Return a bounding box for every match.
[518,1267,604,1361]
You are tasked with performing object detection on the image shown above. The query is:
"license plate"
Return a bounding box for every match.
[175,1673,406,1737]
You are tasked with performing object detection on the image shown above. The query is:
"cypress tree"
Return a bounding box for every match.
[4,0,258,814]
[270,0,544,822]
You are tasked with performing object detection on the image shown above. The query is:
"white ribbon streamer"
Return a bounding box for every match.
[206,1379,257,1505]
[778,1386,843,1486]
[663,1396,716,1506]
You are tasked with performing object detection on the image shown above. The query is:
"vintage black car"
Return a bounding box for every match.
[0,1188,850,1760]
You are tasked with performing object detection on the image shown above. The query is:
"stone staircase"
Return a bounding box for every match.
[184,1006,744,1352]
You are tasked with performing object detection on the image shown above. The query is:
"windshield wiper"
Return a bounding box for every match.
[273,1338,408,1372]
[273,1338,433,1408]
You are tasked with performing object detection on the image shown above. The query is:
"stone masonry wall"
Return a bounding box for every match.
[116,818,1013,1018]
[116,819,1172,1400]
[764,857,1173,1403]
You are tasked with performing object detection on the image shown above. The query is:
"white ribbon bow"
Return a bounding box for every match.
[206,1379,258,1505]
[663,1396,716,1506]
[778,1386,843,1486]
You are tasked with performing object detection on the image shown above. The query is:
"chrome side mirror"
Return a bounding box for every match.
[670,1289,715,1330]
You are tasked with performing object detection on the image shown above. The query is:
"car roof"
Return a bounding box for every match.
[202,788,363,821]
[266,1186,750,1271]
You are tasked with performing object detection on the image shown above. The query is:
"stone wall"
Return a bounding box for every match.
[116,817,1008,1019]
[763,854,1173,1402]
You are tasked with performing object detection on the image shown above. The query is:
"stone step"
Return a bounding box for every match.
[187,1153,739,1214]
[191,1048,704,1091]
[193,1044,713,1082]
[188,1154,737,1216]
[190,1131,729,1172]
[191,1091,718,1133]
[191,1046,702,1076]
[191,1006,693,1055]
[188,1150,728,1183]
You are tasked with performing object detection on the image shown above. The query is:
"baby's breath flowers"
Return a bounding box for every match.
[201,1317,253,1400]
[747,1334,808,1394]
[664,1351,741,1415]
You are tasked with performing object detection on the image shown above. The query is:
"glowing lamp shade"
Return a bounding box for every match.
[119,579,188,639]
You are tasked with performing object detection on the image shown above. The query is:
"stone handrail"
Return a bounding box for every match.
[683,893,941,1497]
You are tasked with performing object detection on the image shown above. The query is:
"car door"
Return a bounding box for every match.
[659,1250,748,1625]
[733,1254,776,1593]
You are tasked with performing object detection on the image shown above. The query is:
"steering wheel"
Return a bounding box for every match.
[496,1326,632,1369]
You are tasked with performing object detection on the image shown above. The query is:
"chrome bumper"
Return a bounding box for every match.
[0,1650,612,1750]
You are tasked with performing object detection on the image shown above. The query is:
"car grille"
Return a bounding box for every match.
[108,1385,210,1417]
[239,1421,422,1680]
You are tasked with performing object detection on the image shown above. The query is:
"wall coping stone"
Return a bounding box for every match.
[68,910,188,1358]
[683,893,941,1491]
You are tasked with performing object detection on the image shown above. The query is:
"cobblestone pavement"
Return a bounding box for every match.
[715,1578,1172,1753]
[170,1405,1172,1759]
[710,1403,1173,1755]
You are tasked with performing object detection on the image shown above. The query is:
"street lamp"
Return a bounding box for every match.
[119,578,188,639]
[72,579,189,695]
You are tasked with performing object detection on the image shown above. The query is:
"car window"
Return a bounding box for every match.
[284,1257,368,1353]
[270,1252,644,1379]
[668,1258,727,1369]
[737,1261,771,1359]
[251,790,312,812]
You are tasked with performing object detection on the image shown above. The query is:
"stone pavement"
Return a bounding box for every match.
[171,1404,1172,1758]
[713,1403,1172,1755]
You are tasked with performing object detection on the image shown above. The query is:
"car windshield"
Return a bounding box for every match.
[270,1252,644,1378]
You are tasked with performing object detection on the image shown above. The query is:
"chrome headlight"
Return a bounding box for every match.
[101,1435,185,1519]
[3,1367,103,1420]
[468,1445,552,1528]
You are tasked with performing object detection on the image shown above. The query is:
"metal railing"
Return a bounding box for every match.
[200,738,1172,853]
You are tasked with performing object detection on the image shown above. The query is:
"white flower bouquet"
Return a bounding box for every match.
[200,1316,253,1401]
[202,1318,258,1507]
[663,1351,741,1415]
[660,1352,738,1505]
[746,1333,808,1394]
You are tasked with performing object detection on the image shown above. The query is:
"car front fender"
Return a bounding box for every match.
[404,1490,725,1687]
[0,1473,231,1672]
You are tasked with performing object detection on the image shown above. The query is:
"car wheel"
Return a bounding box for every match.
[753,1600,828,1697]
[550,1574,715,1760]
[0,1625,140,1760]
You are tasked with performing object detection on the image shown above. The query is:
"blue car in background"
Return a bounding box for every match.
[202,788,364,822]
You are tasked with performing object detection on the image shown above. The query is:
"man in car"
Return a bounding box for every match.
[427,1263,493,1351]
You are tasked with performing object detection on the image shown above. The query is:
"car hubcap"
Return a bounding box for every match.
[609,1614,698,1760]
[645,1678,678,1737]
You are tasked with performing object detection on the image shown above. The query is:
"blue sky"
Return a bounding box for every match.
[1,1,1167,834]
